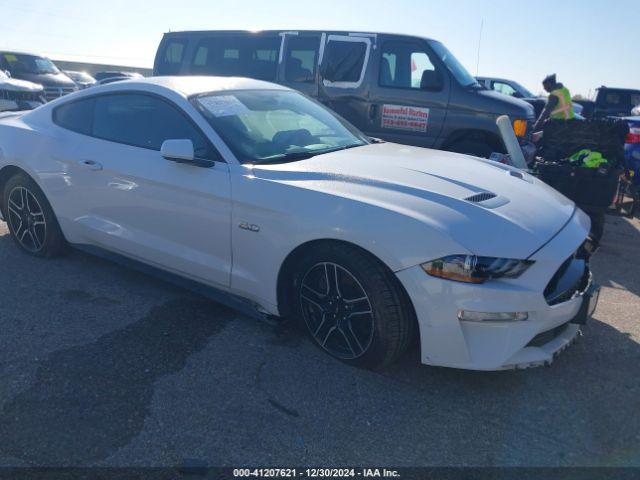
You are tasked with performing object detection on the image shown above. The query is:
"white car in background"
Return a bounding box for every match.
[0,70,45,112]
[0,76,599,370]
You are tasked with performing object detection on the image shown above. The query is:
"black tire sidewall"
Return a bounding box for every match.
[291,244,410,369]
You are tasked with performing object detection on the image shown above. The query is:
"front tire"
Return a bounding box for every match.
[291,243,415,369]
[3,173,66,257]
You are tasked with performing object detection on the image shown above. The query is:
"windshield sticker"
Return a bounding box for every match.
[199,95,250,117]
[381,104,429,132]
[4,54,17,63]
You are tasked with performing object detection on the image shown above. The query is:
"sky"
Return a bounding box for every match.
[1,0,638,98]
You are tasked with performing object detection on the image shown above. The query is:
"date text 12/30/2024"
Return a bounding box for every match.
[233,468,401,478]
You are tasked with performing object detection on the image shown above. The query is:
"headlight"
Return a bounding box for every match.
[421,255,534,284]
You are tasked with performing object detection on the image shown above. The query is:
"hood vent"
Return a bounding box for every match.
[464,192,497,203]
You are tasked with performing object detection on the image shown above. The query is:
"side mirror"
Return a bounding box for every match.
[420,70,443,91]
[4,70,11,78]
[161,139,194,162]
[513,91,524,98]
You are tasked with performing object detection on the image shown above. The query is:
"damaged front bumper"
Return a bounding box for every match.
[397,208,599,371]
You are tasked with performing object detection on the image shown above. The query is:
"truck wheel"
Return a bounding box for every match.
[291,243,415,369]
[3,173,66,257]
[448,140,494,158]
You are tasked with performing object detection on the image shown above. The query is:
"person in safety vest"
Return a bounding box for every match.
[532,73,575,131]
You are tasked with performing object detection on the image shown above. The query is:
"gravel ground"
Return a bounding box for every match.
[0,215,638,467]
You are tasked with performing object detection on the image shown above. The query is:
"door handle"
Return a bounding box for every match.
[369,104,378,121]
[78,159,103,171]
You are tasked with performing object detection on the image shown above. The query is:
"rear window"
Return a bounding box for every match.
[189,35,280,81]
[599,90,640,111]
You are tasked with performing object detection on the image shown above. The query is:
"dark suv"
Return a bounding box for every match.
[578,87,640,119]
[0,51,77,101]
[154,30,534,157]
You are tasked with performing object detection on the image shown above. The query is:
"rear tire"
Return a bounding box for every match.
[2,173,66,257]
[290,243,415,369]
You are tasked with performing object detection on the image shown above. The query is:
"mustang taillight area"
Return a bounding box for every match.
[421,255,535,284]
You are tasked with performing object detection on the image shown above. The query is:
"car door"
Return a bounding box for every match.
[51,92,232,288]
[366,38,450,148]
[317,33,374,132]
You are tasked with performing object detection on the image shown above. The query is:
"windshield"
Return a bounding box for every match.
[3,53,60,75]
[427,41,478,88]
[192,90,370,164]
[510,81,535,98]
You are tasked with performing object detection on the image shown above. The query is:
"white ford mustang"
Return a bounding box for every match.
[0,76,599,370]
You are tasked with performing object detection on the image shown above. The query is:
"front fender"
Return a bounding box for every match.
[228,170,470,314]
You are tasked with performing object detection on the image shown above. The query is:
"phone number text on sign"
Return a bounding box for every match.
[381,104,429,132]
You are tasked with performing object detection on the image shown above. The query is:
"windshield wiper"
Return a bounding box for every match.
[254,144,366,165]
[255,151,319,164]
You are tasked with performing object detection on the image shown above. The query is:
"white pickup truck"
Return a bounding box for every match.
[0,70,45,113]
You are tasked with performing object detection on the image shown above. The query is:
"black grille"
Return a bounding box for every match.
[44,86,76,101]
[527,322,570,347]
[464,192,497,203]
[544,255,590,305]
[0,89,42,102]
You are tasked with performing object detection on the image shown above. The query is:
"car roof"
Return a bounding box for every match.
[91,75,290,97]
[162,29,436,42]
[0,50,48,58]
[597,87,640,94]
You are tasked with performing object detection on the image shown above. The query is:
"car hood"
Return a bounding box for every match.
[13,72,76,88]
[251,143,577,259]
[472,89,535,117]
[0,77,43,93]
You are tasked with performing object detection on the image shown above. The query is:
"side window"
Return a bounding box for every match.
[379,42,437,89]
[411,52,435,88]
[248,43,279,80]
[157,39,187,75]
[322,40,368,84]
[92,94,215,159]
[53,98,95,135]
[191,37,242,76]
[605,93,620,105]
[190,36,280,80]
[491,81,517,97]
[284,36,319,83]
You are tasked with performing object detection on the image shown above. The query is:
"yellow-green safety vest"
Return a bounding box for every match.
[550,86,575,120]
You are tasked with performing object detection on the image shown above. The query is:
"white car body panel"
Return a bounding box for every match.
[52,133,233,287]
[0,77,591,370]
